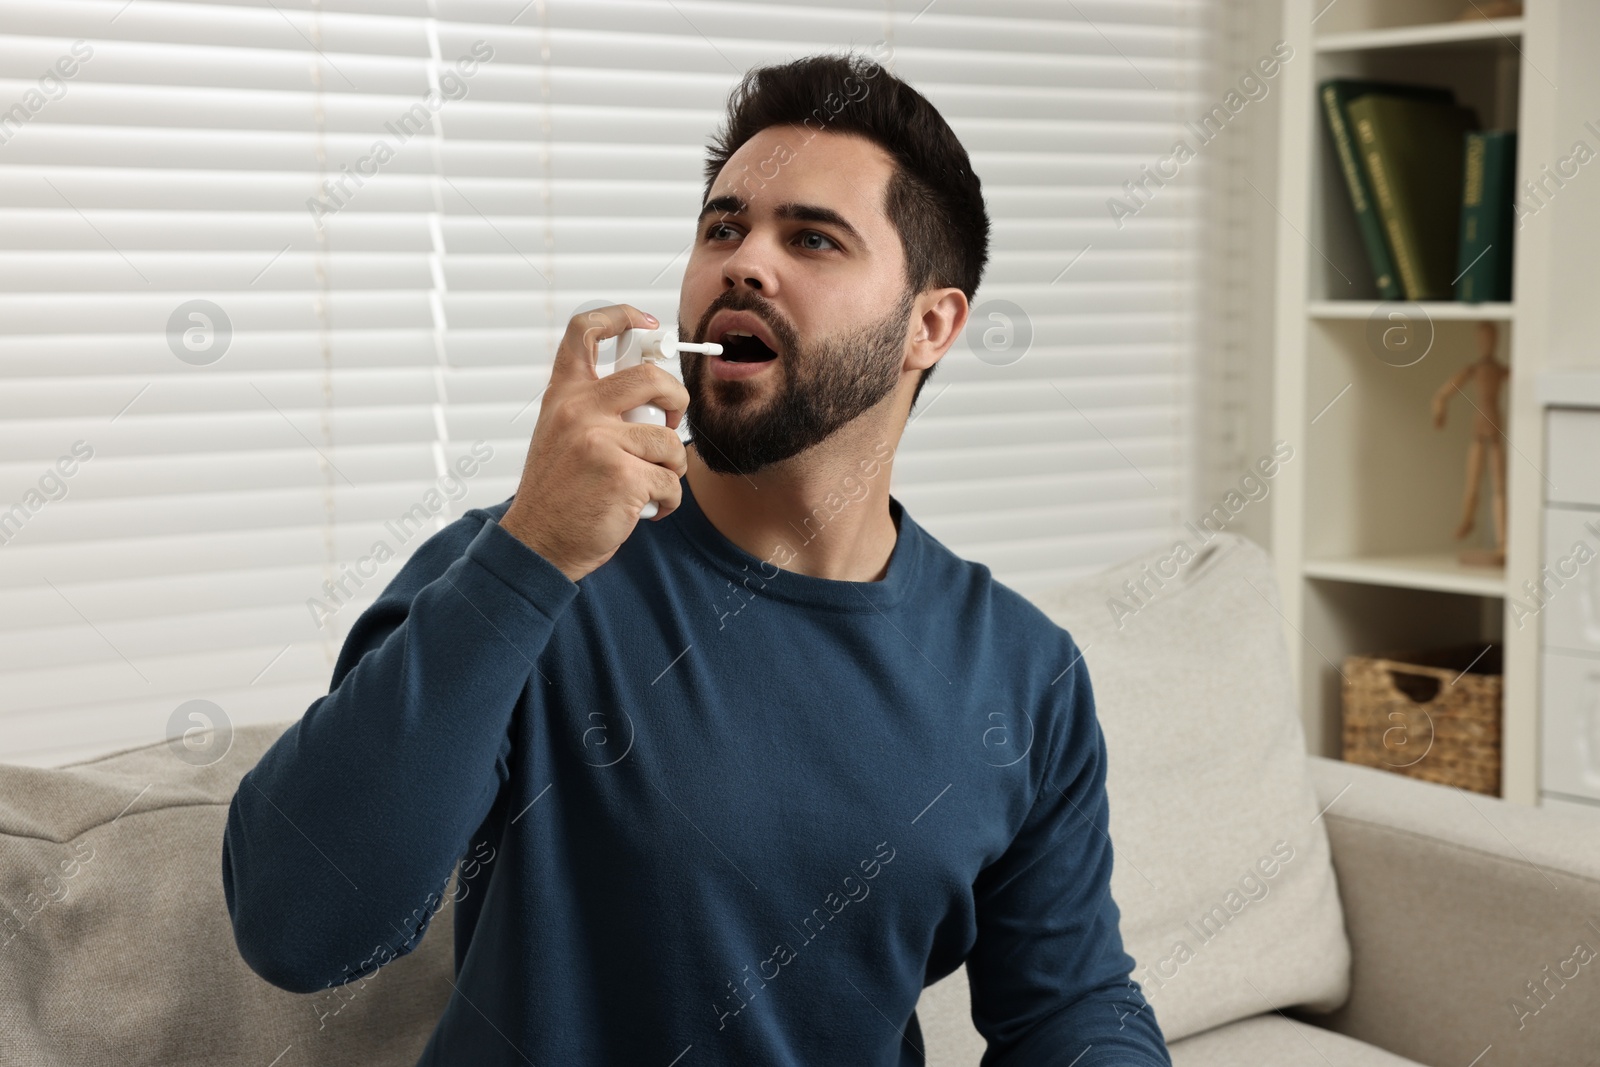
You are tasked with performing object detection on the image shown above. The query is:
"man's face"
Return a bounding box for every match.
[678,125,915,476]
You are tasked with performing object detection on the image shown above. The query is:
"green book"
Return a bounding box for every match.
[1455,130,1517,303]
[1319,80,1455,301]
[1346,94,1479,301]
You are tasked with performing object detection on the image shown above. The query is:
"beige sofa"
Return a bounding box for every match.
[2,534,1596,1065]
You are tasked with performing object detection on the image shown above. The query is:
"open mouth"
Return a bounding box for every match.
[716,331,778,363]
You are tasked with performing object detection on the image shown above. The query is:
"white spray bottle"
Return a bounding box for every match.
[613,326,722,519]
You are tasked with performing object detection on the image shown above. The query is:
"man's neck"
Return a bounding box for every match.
[684,444,900,583]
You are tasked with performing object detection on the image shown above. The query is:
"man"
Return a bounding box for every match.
[222,52,1172,1066]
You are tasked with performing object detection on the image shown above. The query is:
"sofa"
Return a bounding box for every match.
[2,533,1596,1065]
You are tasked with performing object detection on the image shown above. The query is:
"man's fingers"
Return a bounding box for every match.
[615,423,689,477]
[596,361,691,420]
[552,304,658,384]
[643,461,685,520]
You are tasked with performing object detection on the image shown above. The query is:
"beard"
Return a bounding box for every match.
[679,285,915,476]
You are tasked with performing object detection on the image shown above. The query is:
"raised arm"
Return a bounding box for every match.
[221,302,691,993]
[965,637,1172,1066]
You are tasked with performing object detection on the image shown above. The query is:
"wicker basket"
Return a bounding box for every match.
[1341,644,1502,796]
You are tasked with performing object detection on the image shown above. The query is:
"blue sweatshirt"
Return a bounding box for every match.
[222,475,1171,1066]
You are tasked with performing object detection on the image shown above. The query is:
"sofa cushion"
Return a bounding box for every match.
[1032,532,1350,1039]
[1169,1014,1426,1066]
[0,721,452,1066]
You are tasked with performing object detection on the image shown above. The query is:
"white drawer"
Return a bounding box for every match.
[1547,409,1600,507]
[1541,507,1600,655]
[1541,651,1600,802]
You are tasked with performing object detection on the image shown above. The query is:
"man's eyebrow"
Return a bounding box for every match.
[698,194,745,222]
[773,202,863,244]
[695,195,864,245]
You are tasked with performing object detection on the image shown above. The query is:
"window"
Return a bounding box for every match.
[0,0,1211,763]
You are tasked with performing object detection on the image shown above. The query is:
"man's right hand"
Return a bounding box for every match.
[500,304,691,584]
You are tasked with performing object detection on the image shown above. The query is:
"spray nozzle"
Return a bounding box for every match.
[620,328,722,365]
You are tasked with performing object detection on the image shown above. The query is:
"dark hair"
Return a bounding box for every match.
[703,51,989,414]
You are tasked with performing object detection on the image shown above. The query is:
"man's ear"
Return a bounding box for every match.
[906,287,969,372]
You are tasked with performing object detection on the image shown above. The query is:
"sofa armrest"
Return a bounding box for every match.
[1290,756,1600,1067]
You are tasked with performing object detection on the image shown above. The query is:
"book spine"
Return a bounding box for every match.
[1481,132,1515,301]
[1321,86,1402,301]
[1455,133,1489,302]
[1455,132,1516,302]
[1355,115,1426,301]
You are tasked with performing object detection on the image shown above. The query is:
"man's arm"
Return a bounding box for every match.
[966,637,1171,1066]
[222,302,684,994]
[220,508,578,994]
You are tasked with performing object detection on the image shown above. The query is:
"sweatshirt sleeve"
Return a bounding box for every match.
[965,637,1172,1067]
[220,506,579,995]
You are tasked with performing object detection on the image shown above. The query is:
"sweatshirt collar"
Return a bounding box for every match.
[667,474,922,613]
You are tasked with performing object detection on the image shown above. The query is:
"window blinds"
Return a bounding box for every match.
[0,0,1208,764]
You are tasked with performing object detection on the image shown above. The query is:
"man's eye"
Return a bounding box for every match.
[706,222,740,241]
[796,231,837,251]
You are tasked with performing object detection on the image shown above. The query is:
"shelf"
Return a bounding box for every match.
[1308,301,1515,321]
[1304,553,1507,597]
[1315,18,1523,53]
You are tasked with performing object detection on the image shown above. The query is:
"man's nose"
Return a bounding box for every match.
[721,233,779,294]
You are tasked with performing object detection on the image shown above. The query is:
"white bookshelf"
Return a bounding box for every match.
[1269,1,1561,804]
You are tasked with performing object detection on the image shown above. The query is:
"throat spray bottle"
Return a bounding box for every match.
[612,326,722,519]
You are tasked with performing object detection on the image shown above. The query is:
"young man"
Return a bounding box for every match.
[222,53,1172,1066]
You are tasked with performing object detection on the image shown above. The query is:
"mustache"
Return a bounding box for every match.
[691,291,800,356]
